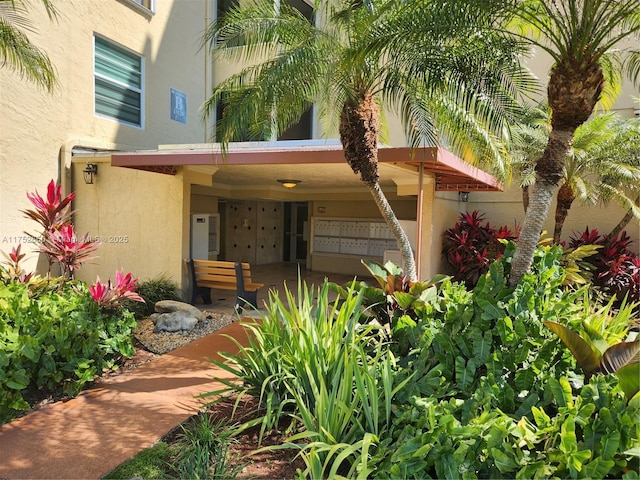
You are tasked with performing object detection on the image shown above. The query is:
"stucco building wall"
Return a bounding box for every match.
[1,0,211,274]
[70,158,186,286]
[2,0,639,288]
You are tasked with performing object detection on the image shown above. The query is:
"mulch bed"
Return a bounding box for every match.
[164,396,305,479]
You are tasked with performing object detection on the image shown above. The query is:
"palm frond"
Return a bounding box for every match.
[0,20,55,90]
[0,0,56,90]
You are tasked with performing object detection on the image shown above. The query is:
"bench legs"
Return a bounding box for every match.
[235,290,258,312]
[233,262,260,311]
[187,258,213,305]
[191,285,212,305]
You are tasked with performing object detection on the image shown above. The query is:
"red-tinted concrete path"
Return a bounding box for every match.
[0,321,250,480]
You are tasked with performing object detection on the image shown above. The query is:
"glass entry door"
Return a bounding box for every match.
[284,202,308,264]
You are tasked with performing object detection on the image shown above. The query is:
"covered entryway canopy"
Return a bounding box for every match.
[110,140,502,194]
[110,140,502,279]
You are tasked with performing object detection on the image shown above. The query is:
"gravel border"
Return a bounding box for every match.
[134,311,237,354]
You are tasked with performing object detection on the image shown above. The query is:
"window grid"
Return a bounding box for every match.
[94,36,144,128]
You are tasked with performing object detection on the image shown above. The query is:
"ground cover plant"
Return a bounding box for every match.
[123,274,182,319]
[106,411,246,480]
[0,180,142,424]
[102,396,300,480]
[203,242,639,479]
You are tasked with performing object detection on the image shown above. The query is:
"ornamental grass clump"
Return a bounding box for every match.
[203,279,407,477]
[123,274,182,319]
[203,279,382,431]
[171,412,244,480]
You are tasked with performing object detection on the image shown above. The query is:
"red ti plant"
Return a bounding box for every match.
[443,211,519,287]
[22,180,100,279]
[23,180,75,234]
[1,245,34,283]
[569,228,640,308]
[39,224,99,279]
[90,270,145,309]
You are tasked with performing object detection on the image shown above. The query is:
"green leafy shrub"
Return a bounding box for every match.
[330,259,447,356]
[367,243,640,478]
[326,242,639,478]
[208,242,639,479]
[0,180,142,425]
[0,279,136,424]
[123,274,182,318]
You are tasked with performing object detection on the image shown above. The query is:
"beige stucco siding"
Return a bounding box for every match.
[1,0,211,273]
[71,158,186,286]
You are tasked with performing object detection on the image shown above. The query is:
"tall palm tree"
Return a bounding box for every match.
[203,0,529,281]
[511,111,640,243]
[599,118,640,239]
[0,0,57,91]
[553,115,640,243]
[506,0,640,287]
[508,104,549,212]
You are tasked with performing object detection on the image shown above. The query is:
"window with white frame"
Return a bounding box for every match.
[94,36,143,127]
[126,0,155,13]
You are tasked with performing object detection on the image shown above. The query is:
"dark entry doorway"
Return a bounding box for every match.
[283,202,308,264]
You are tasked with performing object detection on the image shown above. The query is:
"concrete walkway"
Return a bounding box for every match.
[0,321,251,480]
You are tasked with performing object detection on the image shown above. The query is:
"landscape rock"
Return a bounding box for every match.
[153,311,198,333]
[154,300,205,322]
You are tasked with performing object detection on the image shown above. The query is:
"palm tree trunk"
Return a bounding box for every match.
[339,91,417,281]
[609,194,640,240]
[522,186,529,213]
[509,128,575,287]
[367,182,417,281]
[553,183,575,244]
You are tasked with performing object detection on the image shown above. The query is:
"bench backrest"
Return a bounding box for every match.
[190,259,255,286]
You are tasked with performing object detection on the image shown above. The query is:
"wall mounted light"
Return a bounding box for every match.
[278,179,301,189]
[83,164,98,184]
[459,191,470,202]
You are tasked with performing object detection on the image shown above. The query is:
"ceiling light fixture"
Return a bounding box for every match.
[278,179,301,189]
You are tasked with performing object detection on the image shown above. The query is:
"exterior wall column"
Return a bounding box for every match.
[417,177,435,281]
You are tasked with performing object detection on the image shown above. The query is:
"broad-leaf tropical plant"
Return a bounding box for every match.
[203,0,530,281]
[89,270,145,310]
[0,0,57,90]
[545,299,640,400]
[506,0,640,286]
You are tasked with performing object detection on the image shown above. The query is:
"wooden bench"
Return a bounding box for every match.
[186,259,264,310]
